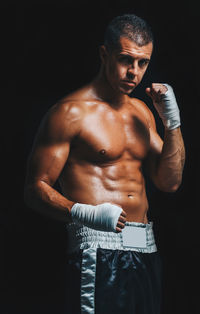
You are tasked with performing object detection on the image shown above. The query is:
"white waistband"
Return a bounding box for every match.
[66,221,157,253]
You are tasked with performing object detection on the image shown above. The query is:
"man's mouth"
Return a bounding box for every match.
[122,80,136,87]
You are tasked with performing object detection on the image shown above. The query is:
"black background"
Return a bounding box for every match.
[1,0,199,313]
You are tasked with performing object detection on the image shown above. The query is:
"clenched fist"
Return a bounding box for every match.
[146,83,181,130]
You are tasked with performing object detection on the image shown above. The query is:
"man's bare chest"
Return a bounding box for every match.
[70,108,150,163]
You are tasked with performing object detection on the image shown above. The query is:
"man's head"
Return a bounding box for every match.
[104,14,153,52]
[100,14,153,95]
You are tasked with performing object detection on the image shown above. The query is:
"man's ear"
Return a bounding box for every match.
[99,45,108,64]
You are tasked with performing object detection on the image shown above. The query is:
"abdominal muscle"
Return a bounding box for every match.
[59,157,149,223]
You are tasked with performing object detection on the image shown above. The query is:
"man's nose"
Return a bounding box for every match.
[128,64,139,76]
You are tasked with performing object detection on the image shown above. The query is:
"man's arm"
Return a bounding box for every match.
[24,102,81,223]
[145,84,185,192]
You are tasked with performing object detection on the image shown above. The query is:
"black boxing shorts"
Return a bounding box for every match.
[64,221,162,314]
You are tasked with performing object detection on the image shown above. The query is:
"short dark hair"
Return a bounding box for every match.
[104,14,154,51]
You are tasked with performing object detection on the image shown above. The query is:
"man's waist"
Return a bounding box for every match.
[65,221,157,254]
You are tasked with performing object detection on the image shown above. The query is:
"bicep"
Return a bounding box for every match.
[26,140,70,187]
[25,103,79,187]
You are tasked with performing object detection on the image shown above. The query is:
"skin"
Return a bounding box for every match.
[24,36,185,232]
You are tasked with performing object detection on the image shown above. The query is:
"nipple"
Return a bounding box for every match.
[99,149,106,155]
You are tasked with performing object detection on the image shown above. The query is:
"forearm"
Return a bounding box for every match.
[24,180,75,223]
[155,127,185,192]
[24,182,126,232]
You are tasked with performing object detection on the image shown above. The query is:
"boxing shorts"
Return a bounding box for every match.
[64,221,162,314]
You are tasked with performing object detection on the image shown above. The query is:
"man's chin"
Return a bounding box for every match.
[119,86,136,95]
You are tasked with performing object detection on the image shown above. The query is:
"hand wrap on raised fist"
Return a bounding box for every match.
[148,83,181,130]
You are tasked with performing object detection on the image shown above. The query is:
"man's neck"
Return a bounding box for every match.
[92,66,127,108]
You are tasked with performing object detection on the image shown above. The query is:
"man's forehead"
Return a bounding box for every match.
[117,36,153,57]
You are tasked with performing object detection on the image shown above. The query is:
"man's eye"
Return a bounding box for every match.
[139,59,149,67]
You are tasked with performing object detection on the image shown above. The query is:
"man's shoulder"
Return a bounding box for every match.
[129,97,155,123]
[41,87,94,140]
[54,85,100,115]
[129,97,150,113]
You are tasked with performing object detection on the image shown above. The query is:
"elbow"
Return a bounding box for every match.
[155,179,182,193]
[170,181,182,192]
[161,183,180,193]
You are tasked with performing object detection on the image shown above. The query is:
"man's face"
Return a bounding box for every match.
[103,37,153,95]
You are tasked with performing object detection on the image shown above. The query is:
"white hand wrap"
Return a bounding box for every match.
[153,84,181,130]
[70,202,122,232]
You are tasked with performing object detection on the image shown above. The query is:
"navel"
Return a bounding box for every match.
[128,194,134,199]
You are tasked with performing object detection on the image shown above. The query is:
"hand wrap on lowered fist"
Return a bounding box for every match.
[70,202,126,232]
[146,83,181,130]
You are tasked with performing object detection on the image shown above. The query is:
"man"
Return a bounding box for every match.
[24,14,185,314]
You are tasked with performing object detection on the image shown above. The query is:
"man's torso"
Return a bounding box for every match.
[58,85,153,222]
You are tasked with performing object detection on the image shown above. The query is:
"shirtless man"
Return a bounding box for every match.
[24,14,185,314]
